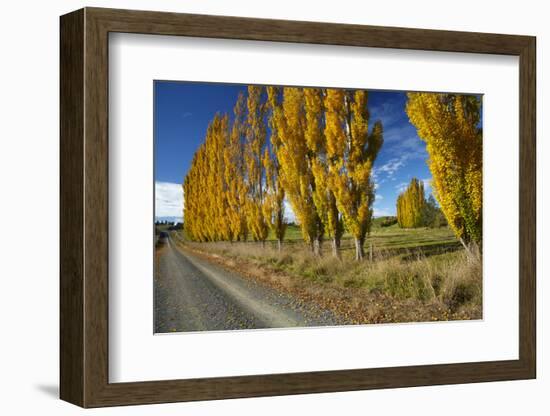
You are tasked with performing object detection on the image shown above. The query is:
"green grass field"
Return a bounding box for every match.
[262,219,460,257]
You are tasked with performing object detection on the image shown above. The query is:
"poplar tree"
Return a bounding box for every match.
[304,87,344,258]
[216,115,231,240]
[264,87,287,251]
[183,153,197,240]
[184,114,231,242]
[325,89,383,260]
[406,93,482,249]
[203,115,229,241]
[396,178,425,228]
[224,93,249,241]
[244,86,269,245]
[272,87,324,255]
[201,122,216,241]
[184,144,209,241]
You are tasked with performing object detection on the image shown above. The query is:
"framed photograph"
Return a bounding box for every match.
[60,7,536,408]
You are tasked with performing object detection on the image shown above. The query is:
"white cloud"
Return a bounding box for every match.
[155,181,183,220]
[374,156,406,181]
[381,132,427,164]
[380,157,405,175]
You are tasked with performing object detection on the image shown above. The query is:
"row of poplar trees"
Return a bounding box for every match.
[396,178,427,228]
[183,86,383,260]
[396,178,445,229]
[183,89,482,257]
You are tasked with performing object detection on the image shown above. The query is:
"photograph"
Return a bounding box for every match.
[153,81,483,333]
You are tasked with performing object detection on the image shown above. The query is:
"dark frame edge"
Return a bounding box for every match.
[518,36,537,379]
[89,360,532,408]
[60,8,86,407]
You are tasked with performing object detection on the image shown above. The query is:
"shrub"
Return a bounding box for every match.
[383,270,433,302]
[380,216,398,227]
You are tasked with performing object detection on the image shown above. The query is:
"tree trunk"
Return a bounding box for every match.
[277,238,282,252]
[459,237,474,257]
[460,237,481,259]
[331,237,341,259]
[369,242,373,262]
[354,237,364,261]
[261,240,266,249]
[313,238,322,257]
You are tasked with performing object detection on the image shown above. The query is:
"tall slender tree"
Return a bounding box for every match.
[264,87,287,251]
[183,150,201,240]
[216,114,231,240]
[272,87,324,255]
[184,142,209,241]
[224,93,249,241]
[244,86,269,245]
[406,93,482,250]
[304,87,344,258]
[202,121,217,241]
[396,178,426,228]
[325,89,383,260]
[203,114,230,241]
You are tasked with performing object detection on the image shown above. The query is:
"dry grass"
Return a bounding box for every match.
[177,237,482,325]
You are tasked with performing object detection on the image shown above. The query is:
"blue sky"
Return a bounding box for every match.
[154,81,433,222]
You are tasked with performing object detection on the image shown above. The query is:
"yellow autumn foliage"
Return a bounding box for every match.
[183,86,383,261]
[396,178,425,228]
[304,87,344,257]
[325,89,383,260]
[244,86,269,243]
[183,114,230,241]
[406,93,482,247]
[263,86,287,250]
[224,92,249,241]
[271,87,324,254]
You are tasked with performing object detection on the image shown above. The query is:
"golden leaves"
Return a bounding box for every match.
[184,114,231,242]
[324,90,382,255]
[406,93,482,246]
[397,178,426,228]
[274,87,319,245]
[244,86,269,243]
[184,85,383,261]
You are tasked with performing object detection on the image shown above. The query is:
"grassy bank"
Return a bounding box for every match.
[173,224,482,324]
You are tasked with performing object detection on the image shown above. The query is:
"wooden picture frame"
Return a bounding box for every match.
[60,7,536,408]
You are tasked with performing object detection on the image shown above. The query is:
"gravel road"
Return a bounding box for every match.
[154,235,340,333]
